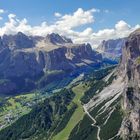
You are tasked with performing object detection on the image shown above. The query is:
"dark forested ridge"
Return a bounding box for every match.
[0,65,119,140]
[0,89,76,140]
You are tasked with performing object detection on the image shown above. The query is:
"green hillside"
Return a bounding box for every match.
[0,66,123,140]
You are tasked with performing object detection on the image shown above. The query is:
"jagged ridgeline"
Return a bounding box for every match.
[1,28,140,140]
[97,38,126,61]
[0,32,115,96]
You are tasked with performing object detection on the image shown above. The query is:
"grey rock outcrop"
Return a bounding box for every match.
[119,28,140,139]
[97,38,126,60]
[46,33,73,45]
[2,32,35,49]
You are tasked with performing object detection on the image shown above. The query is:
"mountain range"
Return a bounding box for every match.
[0,32,105,95]
[0,29,140,140]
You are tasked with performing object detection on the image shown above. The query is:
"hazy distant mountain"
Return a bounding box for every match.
[97,38,126,60]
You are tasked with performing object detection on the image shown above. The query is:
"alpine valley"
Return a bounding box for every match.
[0,27,140,140]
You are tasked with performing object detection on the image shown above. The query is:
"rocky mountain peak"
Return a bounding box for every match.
[0,32,104,95]
[120,29,140,72]
[130,28,140,36]
[97,38,126,60]
[2,32,34,49]
[46,33,73,45]
[17,31,27,36]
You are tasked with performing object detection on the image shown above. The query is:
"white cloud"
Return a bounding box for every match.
[71,20,140,47]
[8,13,16,19]
[55,8,99,30]
[115,20,130,31]
[0,9,4,14]
[80,28,93,36]
[104,9,109,13]
[54,12,62,17]
[0,17,3,20]
[0,9,139,48]
[0,8,98,36]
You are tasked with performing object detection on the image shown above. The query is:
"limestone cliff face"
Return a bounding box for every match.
[2,32,35,49]
[46,33,73,45]
[0,32,102,95]
[97,38,126,60]
[119,29,140,139]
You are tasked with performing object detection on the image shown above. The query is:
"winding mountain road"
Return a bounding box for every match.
[83,106,101,140]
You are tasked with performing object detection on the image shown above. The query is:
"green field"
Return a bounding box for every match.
[52,83,88,140]
[0,92,41,130]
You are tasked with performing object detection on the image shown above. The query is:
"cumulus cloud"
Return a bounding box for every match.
[72,20,139,47]
[0,9,5,20]
[54,12,62,17]
[8,13,16,19]
[0,9,5,14]
[115,20,130,31]
[75,20,139,46]
[0,8,98,36]
[104,9,109,13]
[55,8,98,30]
[0,9,139,48]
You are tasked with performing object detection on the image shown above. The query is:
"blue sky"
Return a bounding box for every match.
[0,0,139,47]
[0,0,139,30]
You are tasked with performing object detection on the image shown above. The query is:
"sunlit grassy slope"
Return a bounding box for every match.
[52,83,88,140]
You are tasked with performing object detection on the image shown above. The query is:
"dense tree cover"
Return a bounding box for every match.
[0,97,7,107]
[81,66,116,104]
[0,66,118,140]
[68,115,98,140]
[100,105,123,140]
[69,105,123,140]
[0,89,76,140]
[86,65,116,81]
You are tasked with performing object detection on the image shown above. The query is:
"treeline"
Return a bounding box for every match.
[81,66,116,104]
[0,89,76,140]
